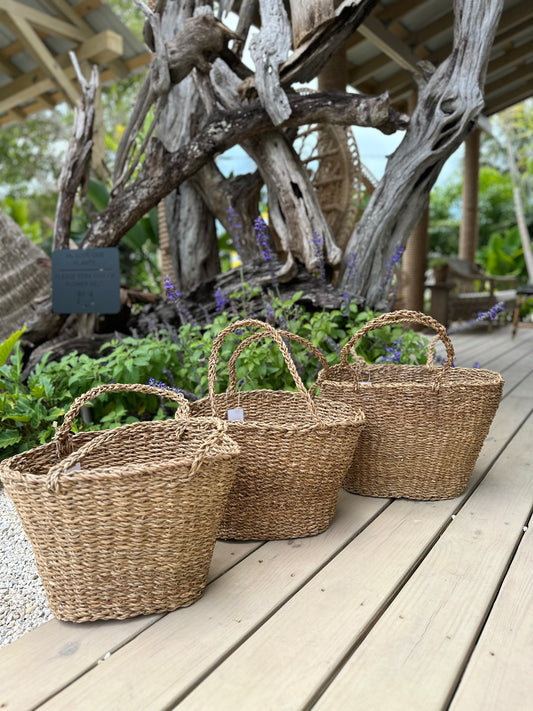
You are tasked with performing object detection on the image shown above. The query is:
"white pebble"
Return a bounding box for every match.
[0,489,53,646]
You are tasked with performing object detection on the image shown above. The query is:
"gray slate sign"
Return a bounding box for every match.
[52,248,120,314]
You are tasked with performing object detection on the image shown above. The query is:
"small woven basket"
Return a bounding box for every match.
[0,383,239,622]
[317,310,504,500]
[190,319,365,540]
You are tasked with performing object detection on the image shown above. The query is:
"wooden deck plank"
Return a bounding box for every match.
[0,326,530,711]
[160,391,533,710]
[312,412,533,711]
[450,331,518,369]
[35,494,389,711]
[0,540,263,711]
[448,519,533,711]
[500,351,533,397]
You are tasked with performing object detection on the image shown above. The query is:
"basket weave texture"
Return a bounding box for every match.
[191,320,366,540]
[0,383,239,622]
[317,310,504,500]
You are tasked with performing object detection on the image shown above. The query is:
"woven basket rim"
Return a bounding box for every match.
[319,363,504,388]
[0,448,238,485]
[200,390,366,431]
[0,417,240,484]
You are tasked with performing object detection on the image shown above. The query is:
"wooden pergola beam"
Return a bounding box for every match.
[43,0,130,79]
[0,51,149,126]
[355,14,422,74]
[2,11,80,106]
[0,52,21,78]
[487,83,533,116]
[0,30,123,115]
[0,0,86,43]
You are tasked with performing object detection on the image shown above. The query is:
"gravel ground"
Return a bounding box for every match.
[0,488,53,646]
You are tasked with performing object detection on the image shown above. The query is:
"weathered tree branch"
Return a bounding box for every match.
[53,57,98,251]
[339,0,505,308]
[281,0,378,86]
[82,90,408,249]
[113,11,236,192]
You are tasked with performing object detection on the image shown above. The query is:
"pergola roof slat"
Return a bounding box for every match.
[0,0,150,125]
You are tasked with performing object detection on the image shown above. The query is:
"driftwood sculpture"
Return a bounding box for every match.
[0,0,506,345]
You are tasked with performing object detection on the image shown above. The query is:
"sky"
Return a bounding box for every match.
[218,116,464,191]
[350,125,464,187]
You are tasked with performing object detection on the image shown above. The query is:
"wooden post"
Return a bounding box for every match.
[458,127,480,264]
[318,46,348,91]
[290,0,334,48]
[401,91,429,312]
[402,207,429,312]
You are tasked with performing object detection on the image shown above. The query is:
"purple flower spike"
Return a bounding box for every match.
[254,216,278,286]
[226,206,242,254]
[215,288,229,313]
[477,302,505,322]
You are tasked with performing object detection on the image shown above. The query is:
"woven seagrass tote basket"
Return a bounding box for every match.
[317,310,504,500]
[190,319,366,540]
[0,383,239,623]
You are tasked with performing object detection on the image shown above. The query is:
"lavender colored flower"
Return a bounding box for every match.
[473,361,482,368]
[254,216,272,260]
[163,274,196,325]
[164,275,177,300]
[226,206,242,254]
[379,336,403,364]
[477,301,505,322]
[254,216,278,286]
[215,288,229,313]
[311,231,326,288]
[340,292,353,318]
[379,243,405,303]
[148,377,181,393]
[264,301,276,323]
[345,251,358,280]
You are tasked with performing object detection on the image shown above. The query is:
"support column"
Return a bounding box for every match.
[402,207,429,312]
[401,91,429,312]
[458,128,480,264]
[318,47,347,91]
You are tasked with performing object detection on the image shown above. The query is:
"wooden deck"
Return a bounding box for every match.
[1,324,532,711]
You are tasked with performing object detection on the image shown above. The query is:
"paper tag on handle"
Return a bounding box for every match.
[227,408,244,421]
[65,462,81,474]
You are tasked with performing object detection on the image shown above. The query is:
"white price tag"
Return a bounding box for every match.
[227,408,244,421]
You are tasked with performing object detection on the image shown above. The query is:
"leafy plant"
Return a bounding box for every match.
[477,227,527,278]
[0,294,431,461]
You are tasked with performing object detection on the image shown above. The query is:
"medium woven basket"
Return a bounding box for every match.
[190,319,365,540]
[0,383,239,622]
[317,310,504,500]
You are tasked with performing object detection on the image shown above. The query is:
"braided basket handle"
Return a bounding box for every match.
[227,330,329,392]
[340,310,454,387]
[55,383,190,457]
[208,319,316,416]
[48,415,231,493]
[425,334,446,368]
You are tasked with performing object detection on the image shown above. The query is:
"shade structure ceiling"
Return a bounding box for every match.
[345,0,533,117]
[0,0,531,128]
[0,0,150,126]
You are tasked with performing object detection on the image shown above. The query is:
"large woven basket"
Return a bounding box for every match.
[317,310,504,500]
[0,383,239,622]
[190,319,365,540]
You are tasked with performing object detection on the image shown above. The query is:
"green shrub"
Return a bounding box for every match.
[0,298,430,460]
